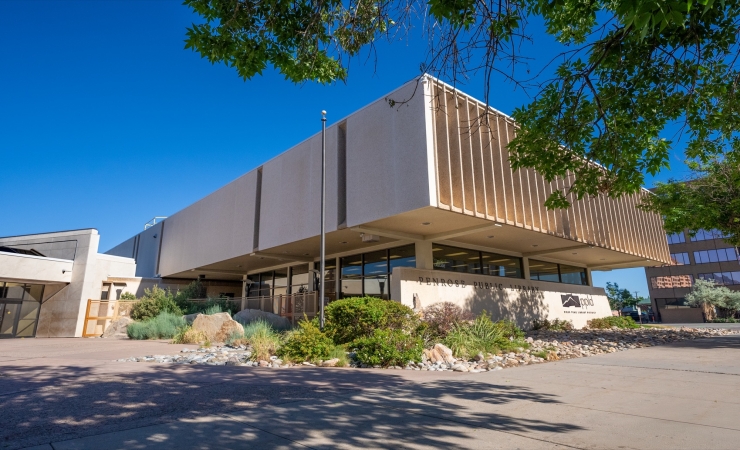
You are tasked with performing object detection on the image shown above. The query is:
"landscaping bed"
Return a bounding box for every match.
[115,294,739,372]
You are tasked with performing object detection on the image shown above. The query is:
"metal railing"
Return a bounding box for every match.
[82,300,138,337]
[184,292,319,325]
[83,292,319,337]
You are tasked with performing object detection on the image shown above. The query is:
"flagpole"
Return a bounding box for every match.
[320,110,327,329]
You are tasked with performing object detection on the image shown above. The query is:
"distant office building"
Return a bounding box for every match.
[0,76,671,337]
[644,229,739,323]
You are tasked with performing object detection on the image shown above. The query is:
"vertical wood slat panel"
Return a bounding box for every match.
[429,80,670,263]
[433,88,452,208]
[435,87,453,209]
[631,194,643,256]
[511,126,535,229]
[493,115,513,223]
[467,100,486,217]
[504,121,524,225]
[445,90,464,211]
[479,106,497,219]
[459,97,475,214]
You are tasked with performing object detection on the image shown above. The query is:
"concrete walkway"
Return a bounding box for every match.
[2,335,740,449]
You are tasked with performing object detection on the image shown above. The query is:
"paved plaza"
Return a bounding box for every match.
[2,334,740,449]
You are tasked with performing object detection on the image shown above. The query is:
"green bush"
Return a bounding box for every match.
[182,298,239,316]
[127,312,186,340]
[242,319,282,361]
[120,292,137,300]
[328,345,349,367]
[709,318,740,323]
[587,316,638,329]
[352,329,423,367]
[421,302,474,341]
[130,286,182,321]
[444,313,527,359]
[278,318,334,363]
[531,318,574,331]
[325,297,420,345]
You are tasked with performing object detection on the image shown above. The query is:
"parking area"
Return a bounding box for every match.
[2,335,740,449]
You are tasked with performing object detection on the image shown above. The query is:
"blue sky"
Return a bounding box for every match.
[0,1,686,296]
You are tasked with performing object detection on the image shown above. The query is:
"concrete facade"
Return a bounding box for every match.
[1,76,671,336]
[102,76,668,329]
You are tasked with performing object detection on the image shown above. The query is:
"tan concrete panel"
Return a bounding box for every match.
[433,89,452,208]
[459,98,476,214]
[445,90,464,211]
[345,79,433,227]
[467,100,487,217]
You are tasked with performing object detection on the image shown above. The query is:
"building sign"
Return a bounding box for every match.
[392,267,612,329]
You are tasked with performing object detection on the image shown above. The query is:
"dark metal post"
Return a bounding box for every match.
[320,111,327,329]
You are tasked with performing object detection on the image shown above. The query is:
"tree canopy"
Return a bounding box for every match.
[605,282,641,311]
[184,0,740,238]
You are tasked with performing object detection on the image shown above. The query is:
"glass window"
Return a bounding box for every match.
[338,245,417,299]
[364,276,389,300]
[560,264,587,285]
[363,250,388,277]
[699,271,740,286]
[432,244,482,273]
[4,283,23,300]
[340,254,362,279]
[529,260,560,282]
[246,274,260,297]
[290,265,310,294]
[667,232,686,244]
[670,253,690,265]
[690,229,730,242]
[273,268,288,296]
[650,275,694,289]
[481,252,522,278]
[15,300,40,337]
[388,244,416,271]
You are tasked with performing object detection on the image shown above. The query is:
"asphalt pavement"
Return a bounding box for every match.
[2,334,739,449]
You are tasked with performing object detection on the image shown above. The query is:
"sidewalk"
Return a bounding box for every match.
[3,335,740,449]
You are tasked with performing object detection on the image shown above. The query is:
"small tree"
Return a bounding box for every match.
[605,282,638,311]
[686,279,740,320]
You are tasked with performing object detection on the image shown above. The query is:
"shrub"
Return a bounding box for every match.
[325,297,420,345]
[328,345,349,367]
[352,329,423,367]
[422,302,474,340]
[127,312,186,340]
[130,286,181,321]
[709,318,740,323]
[172,326,207,344]
[587,316,638,329]
[203,304,223,316]
[531,318,574,331]
[278,318,334,363]
[242,319,281,361]
[173,280,206,310]
[120,292,137,300]
[444,313,527,359]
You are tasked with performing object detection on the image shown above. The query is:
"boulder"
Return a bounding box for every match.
[427,343,456,364]
[233,309,292,331]
[102,317,133,339]
[191,312,244,343]
[183,313,200,324]
[321,358,340,367]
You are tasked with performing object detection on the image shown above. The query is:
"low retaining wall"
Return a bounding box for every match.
[391,267,611,329]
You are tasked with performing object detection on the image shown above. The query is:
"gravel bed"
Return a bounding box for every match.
[117,326,739,373]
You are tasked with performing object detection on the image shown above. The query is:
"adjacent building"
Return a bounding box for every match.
[644,229,740,323]
[0,76,671,337]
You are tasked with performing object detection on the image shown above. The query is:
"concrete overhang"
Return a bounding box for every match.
[0,251,74,284]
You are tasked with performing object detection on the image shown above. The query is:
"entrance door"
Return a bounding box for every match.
[0,302,21,337]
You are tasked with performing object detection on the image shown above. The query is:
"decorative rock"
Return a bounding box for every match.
[233,309,292,331]
[102,317,133,338]
[451,364,469,372]
[428,343,456,364]
[182,313,200,324]
[191,313,244,343]
[321,358,340,367]
[258,360,270,367]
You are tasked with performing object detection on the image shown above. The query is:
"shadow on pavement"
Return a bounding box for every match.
[0,363,583,449]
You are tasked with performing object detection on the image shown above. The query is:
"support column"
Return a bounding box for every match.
[415,241,434,270]
[522,257,531,280]
[585,268,593,287]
